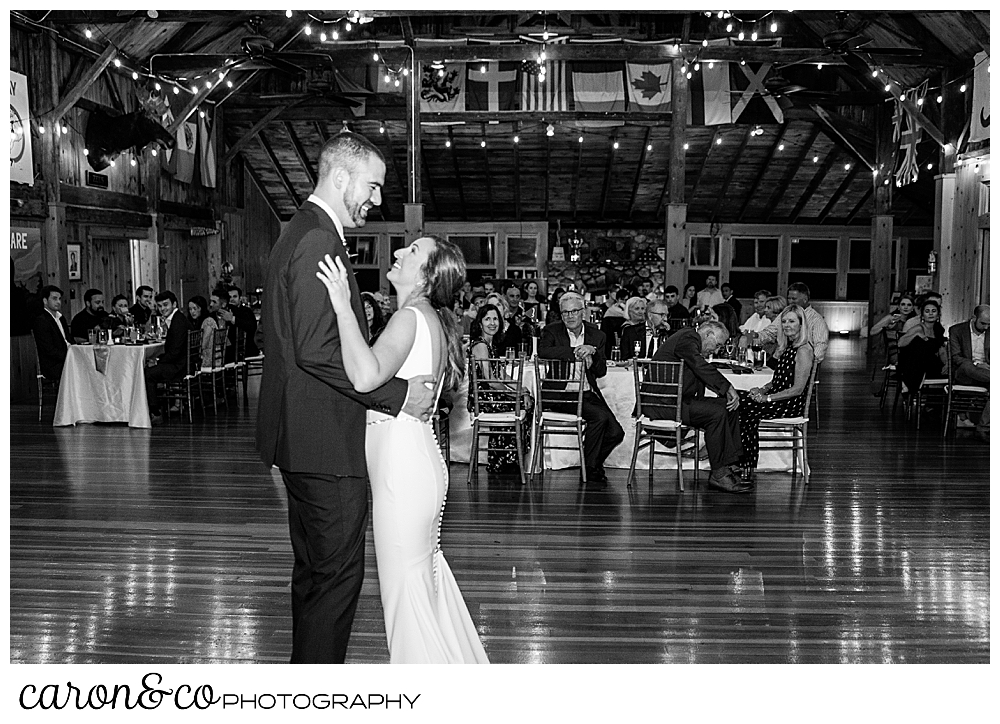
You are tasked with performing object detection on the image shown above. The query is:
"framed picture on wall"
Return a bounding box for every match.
[66,243,82,281]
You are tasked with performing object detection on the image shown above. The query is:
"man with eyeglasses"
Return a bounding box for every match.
[538,292,625,489]
[619,300,670,361]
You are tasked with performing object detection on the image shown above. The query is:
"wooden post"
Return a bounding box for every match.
[406,48,422,205]
[40,33,68,304]
[664,57,689,293]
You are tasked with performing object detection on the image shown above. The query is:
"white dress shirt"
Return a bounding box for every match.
[44,307,69,344]
[970,321,986,365]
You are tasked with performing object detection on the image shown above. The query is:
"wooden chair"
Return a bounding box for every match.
[201,328,230,414]
[467,355,529,486]
[159,330,203,423]
[235,328,264,405]
[810,366,821,429]
[626,359,687,491]
[757,357,819,483]
[30,332,61,422]
[530,358,587,485]
[913,343,949,429]
[942,353,988,437]
[878,330,904,412]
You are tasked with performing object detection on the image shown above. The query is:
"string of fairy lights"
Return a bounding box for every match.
[12,10,986,179]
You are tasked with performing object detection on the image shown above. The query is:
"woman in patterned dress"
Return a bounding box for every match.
[737,304,815,475]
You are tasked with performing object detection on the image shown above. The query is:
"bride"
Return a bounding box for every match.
[316,235,489,664]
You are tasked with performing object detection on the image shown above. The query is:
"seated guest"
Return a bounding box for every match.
[696,274,725,310]
[662,285,691,330]
[468,303,530,472]
[711,303,741,341]
[620,300,670,360]
[600,287,632,356]
[462,291,486,336]
[504,283,523,315]
[737,305,815,477]
[545,287,566,325]
[218,285,260,361]
[650,320,748,493]
[129,285,155,327]
[521,279,546,321]
[751,282,829,362]
[70,288,108,342]
[538,292,625,488]
[32,285,72,381]
[755,295,788,361]
[902,291,943,333]
[949,305,990,440]
[897,299,947,395]
[721,283,742,319]
[107,294,133,337]
[739,290,772,335]
[621,296,647,333]
[186,295,219,367]
[870,294,917,337]
[144,291,192,423]
[487,293,521,354]
[360,291,386,345]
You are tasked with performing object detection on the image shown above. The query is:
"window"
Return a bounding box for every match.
[449,234,496,266]
[344,234,378,266]
[791,273,837,300]
[790,237,838,269]
[731,237,778,268]
[506,235,538,268]
[727,271,779,298]
[849,238,870,269]
[846,274,870,300]
[389,235,406,257]
[355,269,380,293]
[688,235,720,267]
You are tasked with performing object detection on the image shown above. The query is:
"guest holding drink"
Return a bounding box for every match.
[870,295,917,337]
[737,305,815,477]
[107,295,133,338]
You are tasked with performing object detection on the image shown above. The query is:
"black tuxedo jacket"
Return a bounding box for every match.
[32,311,71,380]
[129,303,152,327]
[652,327,732,402]
[155,311,192,377]
[619,323,667,360]
[537,321,609,400]
[256,201,407,477]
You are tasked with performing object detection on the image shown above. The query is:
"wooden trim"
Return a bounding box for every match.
[158,200,216,221]
[282,122,316,186]
[50,43,119,121]
[257,132,301,208]
[60,185,148,213]
[222,100,302,166]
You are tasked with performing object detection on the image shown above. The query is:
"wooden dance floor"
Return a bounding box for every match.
[8,339,990,664]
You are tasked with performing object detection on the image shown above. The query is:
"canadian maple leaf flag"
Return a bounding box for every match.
[627,63,672,112]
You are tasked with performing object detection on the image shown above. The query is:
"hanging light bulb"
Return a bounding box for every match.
[344,21,352,32]
[959,83,967,92]
[199,110,205,118]
[718,11,724,18]
[445,140,451,148]
[114,58,121,68]
[542,30,549,41]
[778,143,785,151]
[926,163,933,171]
[109,159,115,167]
[205,80,213,89]
[132,71,139,80]
[844,163,851,171]
[702,39,708,47]
[173,86,179,94]
[683,142,689,150]
[226,80,233,88]
[373,52,379,62]
[513,135,519,144]
[578,135,584,143]
[320,32,327,41]
[384,74,391,83]
[402,67,409,77]
[438,69,445,78]
[646,143,652,151]
[38,125,45,134]
[740,59,746,66]
[694,62,701,71]
[917,97,924,106]
[304,24,311,36]
[130,157,137,167]
[154,82,161,91]
[480,64,487,74]
[686,71,692,79]
[219,71,226,80]
[884,84,891,92]
[540,49,547,62]
[613,141,619,149]
[726,22,733,32]
[480,140,486,148]
[85,28,92,39]
[546,124,554,137]
[708,61,715,69]
[751,30,758,41]
[285,10,292,18]
[872,69,879,78]
[716,137,722,145]
[151,148,157,157]
[817,63,824,70]
[191,85,197,93]
[394,79,400,87]
[813,155,819,163]
[738,30,745,41]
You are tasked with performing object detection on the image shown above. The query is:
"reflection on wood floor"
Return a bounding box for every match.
[9,339,989,664]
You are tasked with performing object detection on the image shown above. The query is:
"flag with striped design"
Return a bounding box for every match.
[571,61,626,112]
[520,37,569,111]
[687,61,732,125]
[895,79,928,187]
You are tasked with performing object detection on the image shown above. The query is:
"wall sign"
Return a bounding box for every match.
[67,243,82,281]
[10,70,34,185]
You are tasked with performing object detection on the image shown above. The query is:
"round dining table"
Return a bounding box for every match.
[53,341,166,429]
[449,358,794,473]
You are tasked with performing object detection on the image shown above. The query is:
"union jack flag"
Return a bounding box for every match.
[895,80,928,187]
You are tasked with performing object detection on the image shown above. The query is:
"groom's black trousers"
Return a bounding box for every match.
[282,470,369,664]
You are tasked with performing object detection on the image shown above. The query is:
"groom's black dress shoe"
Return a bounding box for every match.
[707,467,752,494]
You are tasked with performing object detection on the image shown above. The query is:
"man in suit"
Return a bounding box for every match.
[70,288,108,342]
[129,285,155,327]
[620,300,670,361]
[662,285,691,331]
[224,284,260,359]
[256,131,436,664]
[538,291,625,488]
[949,305,990,440]
[651,321,750,493]
[721,283,742,320]
[143,291,192,423]
[32,285,72,381]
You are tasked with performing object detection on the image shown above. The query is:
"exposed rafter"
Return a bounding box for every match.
[257,132,301,208]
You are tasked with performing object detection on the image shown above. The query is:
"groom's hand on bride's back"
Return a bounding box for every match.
[401,374,438,421]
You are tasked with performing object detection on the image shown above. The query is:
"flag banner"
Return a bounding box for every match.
[520,37,570,111]
[10,71,33,185]
[730,62,784,124]
[173,118,197,184]
[160,106,175,170]
[970,51,989,143]
[370,64,403,94]
[572,61,626,113]
[895,79,928,187]
[198,110,217,188]
[466,61,519,111]
[420,62,466,113]
[626,62,672,113]
[687,61,731,125]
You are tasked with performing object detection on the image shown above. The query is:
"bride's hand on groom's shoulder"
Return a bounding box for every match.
[316,254,352,313]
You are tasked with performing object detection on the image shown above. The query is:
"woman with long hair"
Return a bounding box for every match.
[682,283,698,310]
[710,302,741,341]
[870,294,916,337]
[187,295,219,367]
[360,291,386,344]
[737,304,815,476]
[897,299,946,395]
[316,234,488,664]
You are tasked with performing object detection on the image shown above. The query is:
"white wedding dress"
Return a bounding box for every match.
[366,306,490,664]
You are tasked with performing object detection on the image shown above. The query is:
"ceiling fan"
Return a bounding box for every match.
[256,71,372,109]
[763,67,884,110]
[149,16,333,78]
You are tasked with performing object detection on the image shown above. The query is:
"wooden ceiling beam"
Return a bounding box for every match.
[283,122,316,186]
[957,11,991,54]
[51,42,122,121]
[737,124,787,222]
[244,158,286,222]
[627,126,652,220]
[687,127,720,205]
[167,84,215,134]
[710,126,752,224]
[762,125,821,222]
[790,148,840,222]
[543,129,551,220]
[818,165,862,224]
[599,129,619,220]
[379,124,409,222]
[446,127,468,221]
[222,100,302,166]
[845,185,874,225]
[313,121,329,142]
[419,141,440,220]
[481,123,495,222]
[257,132,301,208]
[809,105,875,171]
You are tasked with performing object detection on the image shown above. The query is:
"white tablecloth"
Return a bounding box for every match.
[54,343,165,429]
[449,360,794,472]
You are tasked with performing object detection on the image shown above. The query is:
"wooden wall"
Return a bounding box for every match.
[220,165,283,295]
[939,156,990,329]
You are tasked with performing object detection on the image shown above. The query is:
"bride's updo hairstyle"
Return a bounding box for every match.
[418,234,467,391]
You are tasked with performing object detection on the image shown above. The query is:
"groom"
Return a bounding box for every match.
[257,131,437,663]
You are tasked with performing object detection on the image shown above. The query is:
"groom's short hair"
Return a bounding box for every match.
[317,131,385,182]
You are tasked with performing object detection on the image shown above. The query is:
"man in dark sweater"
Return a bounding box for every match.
[70,288,108,342]
[143,291,192,423]
[651,321,749,493]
